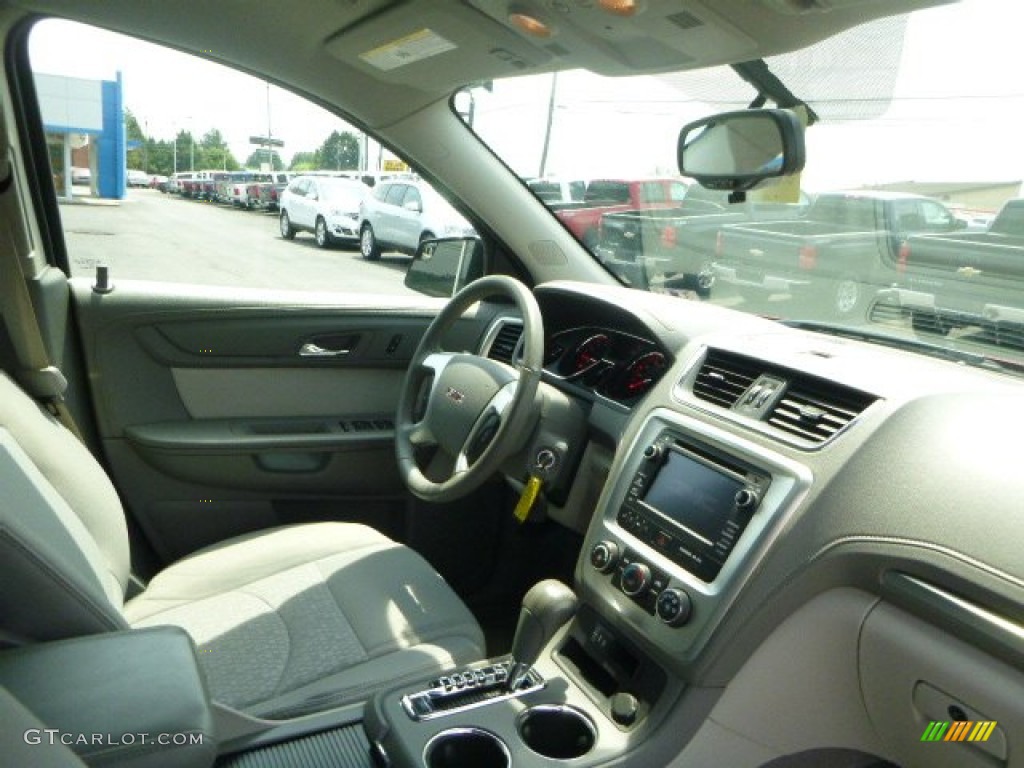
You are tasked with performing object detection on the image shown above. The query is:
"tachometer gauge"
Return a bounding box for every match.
[619,351,667,398]
[571,334,611,376]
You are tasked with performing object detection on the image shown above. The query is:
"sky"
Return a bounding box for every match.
[28,19,362,165]
[26,0,1024,191]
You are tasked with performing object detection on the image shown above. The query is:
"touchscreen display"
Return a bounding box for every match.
[641,448,743,544]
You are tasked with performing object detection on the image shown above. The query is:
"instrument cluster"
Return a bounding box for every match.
[544,327,669,405]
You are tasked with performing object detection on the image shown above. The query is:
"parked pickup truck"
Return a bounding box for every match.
[595,188,808,297]
[552,178,689,248]
[871,198,1024,343]
[244,172,294,210]
[713,190,964,318]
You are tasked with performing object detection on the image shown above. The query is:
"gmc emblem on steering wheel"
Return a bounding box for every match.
[445,386,466,404]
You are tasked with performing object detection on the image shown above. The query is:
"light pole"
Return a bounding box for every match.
[539,72,558,177]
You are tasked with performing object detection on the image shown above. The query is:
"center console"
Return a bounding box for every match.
[364,409,810,766]
[364,580,673,767]
[581,408,811,670]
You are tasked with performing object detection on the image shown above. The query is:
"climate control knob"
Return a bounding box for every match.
[620,562,652,597]
[589,540,620,573]
[656,587,693,627]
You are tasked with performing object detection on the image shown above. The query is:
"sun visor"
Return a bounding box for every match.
[324,3,551,91]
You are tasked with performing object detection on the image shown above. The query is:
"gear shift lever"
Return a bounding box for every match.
[507,579,578,691]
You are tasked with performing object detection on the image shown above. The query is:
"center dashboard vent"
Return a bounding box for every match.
[486,321,523,364]
[690,349,877,445]
[692,349,762,407]
[766,378,876,444]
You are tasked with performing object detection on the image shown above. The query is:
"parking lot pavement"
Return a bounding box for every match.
[58,188,417,295]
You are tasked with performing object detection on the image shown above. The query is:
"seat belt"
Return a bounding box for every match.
[0,133,85,443]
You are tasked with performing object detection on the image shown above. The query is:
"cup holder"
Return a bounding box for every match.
[518,705,597,760]
[424,727,510,768]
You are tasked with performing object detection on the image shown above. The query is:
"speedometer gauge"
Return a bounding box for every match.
[571,334,611,375]
[620,351,667,398]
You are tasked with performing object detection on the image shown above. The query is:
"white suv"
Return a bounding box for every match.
[359,180,476,260]
[279,176,368,248]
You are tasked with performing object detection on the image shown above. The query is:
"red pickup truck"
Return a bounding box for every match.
[551,178,689,248]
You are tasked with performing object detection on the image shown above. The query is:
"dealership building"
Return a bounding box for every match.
[35,71,127,200]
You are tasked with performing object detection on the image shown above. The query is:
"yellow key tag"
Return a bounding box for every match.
[514,475,543,523]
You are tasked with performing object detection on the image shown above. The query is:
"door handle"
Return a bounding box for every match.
[299,342,350,358]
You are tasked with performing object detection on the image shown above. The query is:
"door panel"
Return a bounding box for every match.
[68,277,495,564]
[169,368,401,419]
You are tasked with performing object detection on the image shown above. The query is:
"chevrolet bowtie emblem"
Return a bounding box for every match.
[956,266,981,278]
[446,386,466,404]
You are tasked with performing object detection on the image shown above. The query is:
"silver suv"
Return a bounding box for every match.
[359,180,475,260]
[279,175,368,248]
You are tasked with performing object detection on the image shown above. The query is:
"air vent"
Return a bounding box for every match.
[692,350,763,408]
[487,321,523,364]
[766,378,875,444]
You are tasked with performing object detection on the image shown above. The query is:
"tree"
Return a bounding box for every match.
[144,139,173,176]
[123,109,241,174]
[315,130,360,171]
[124,109,147,171]
[173,129,196,173]
[289,151,317,171]
[200,128,227,150]
[245,149,284,171]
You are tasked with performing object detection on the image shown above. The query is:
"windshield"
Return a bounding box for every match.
[464,0,1024,370]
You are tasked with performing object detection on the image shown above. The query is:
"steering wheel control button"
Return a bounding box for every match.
[590,540,620,573]
[656,588,693,627]
[466,411,501,464]
[620,562,651,597]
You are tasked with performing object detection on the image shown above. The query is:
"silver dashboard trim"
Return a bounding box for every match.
[582,406,813,667]
[884,571,1024,659]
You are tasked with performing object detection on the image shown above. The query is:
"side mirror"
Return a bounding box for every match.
[404,237,485,298]
[403,199,423,214]
[678,109,805,201]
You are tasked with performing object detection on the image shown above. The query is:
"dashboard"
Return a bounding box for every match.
[482,280,1024,767]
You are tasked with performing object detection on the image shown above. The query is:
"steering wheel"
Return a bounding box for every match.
[396,276,544,503]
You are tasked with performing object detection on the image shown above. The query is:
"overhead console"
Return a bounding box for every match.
[580,407,811,671]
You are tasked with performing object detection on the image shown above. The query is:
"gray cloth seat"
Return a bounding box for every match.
[0,373,484,718]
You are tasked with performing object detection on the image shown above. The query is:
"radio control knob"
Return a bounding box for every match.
[642,444,661,460]
[656,588,693,627]
[734,488,759,511]
[589,541,620,573]
[620,562,651,597]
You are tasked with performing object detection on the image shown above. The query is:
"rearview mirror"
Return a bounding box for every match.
[404,237,485,298]
[678,109,805,200]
